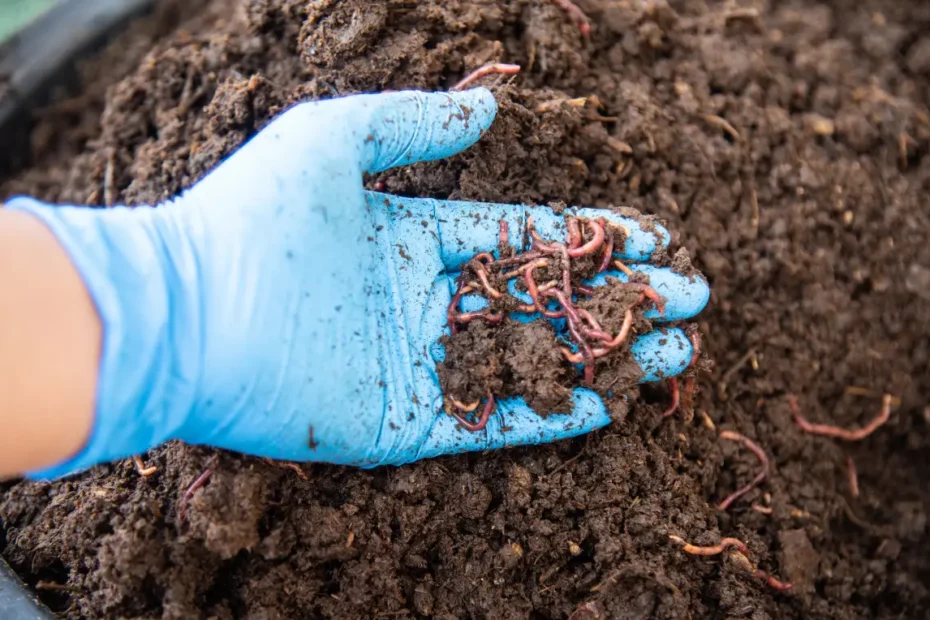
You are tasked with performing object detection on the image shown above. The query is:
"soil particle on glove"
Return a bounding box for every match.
[3,0,930,618]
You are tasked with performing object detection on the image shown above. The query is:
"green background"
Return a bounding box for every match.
[0,0,58,43]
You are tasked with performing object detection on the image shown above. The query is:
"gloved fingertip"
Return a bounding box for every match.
[363,89,499,173]
[631,328,692,383]
[630,265,710,322]
[486,390,610,449]
[447,87,498,135]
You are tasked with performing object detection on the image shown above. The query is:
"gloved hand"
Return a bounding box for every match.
[7,88,709,479]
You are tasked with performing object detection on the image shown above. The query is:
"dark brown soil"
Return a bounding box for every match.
[3,0,930,618]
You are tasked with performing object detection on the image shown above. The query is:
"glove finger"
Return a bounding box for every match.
[629,327,693,382]
[417,198,670,271]
[584,265,710,322]
[410,388,610,463]
[358,89,498,174]
[414,328,691,461]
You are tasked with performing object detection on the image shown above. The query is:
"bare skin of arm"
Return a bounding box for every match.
[0,210,99,479]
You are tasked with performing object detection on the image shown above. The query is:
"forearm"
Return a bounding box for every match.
[0,209,99,478]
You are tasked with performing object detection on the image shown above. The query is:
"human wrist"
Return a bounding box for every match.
[4,197,203,478]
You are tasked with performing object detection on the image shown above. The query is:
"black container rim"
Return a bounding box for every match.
[0,556,55,619]
[0,0,155,130]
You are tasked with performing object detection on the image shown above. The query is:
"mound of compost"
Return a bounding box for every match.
[2,0,930,618]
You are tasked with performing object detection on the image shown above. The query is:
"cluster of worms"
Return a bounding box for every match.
[444,216,667,431]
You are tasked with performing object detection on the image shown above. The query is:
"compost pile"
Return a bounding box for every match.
[3,0,930,618]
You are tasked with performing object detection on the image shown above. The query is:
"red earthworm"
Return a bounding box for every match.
[566,219,605,258]
[788,394,893,441]
[451,394,497,431]
[663,377,680,418]
[451,63,521,91]
[567,216,582,249]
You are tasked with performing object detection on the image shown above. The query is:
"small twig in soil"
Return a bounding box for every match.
[899,132,917,170]
[722,7,764,32]
[788,393,894,441]
[847,455,860,499]
[702,114,741,141]
[751,503,773,515]
[132,455,157,477]
[451,63,521,91]
[590,564,682,599]
[104,149,117,207]
[550,0,591,36]
[535,96,588,113]
[717,430,769,511]
[612,259,634,277]
[662,377,680,418]
[717,349,757,399]
[451,394,496,431]
[36,581,84,594]
[548,434,591,476]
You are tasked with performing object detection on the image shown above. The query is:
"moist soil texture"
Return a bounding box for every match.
[2,0,930,618]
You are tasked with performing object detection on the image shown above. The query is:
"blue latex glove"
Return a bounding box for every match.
[6,89,709,478]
